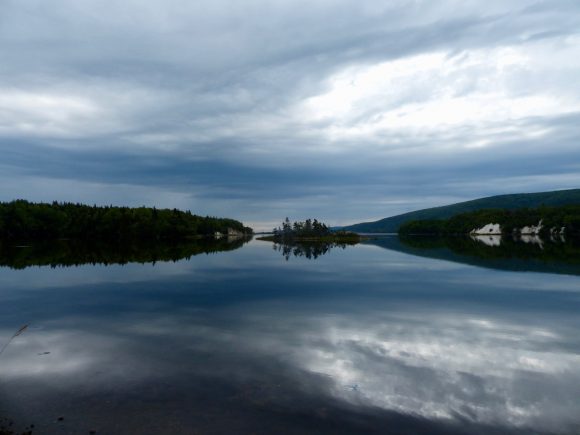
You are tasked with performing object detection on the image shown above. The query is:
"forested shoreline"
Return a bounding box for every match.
[341,189,580,233]
[398,205,580,236]
[0,200,252,241]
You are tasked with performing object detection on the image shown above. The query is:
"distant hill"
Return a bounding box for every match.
[341,189,580,233]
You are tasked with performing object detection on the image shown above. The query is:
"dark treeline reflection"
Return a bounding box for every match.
[0,237,250,269]
[273,240,358,260]
[371,234,580,275]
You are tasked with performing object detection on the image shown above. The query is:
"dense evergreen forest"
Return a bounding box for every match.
[0,200,252,241]
[398,205,580,235]
[273,218,331,239]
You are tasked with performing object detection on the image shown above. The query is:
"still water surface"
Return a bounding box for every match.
[1,237,579,434]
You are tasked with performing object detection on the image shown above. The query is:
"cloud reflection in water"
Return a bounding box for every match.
[0,240,579,434]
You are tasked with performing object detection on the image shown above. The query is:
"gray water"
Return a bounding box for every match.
[1,237,579,434]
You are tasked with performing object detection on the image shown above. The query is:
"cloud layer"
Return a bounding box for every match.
[1,0,580,229]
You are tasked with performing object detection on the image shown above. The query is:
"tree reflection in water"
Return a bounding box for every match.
[377,234,580,276]
[273,240,358,260]
[0,236,250,269]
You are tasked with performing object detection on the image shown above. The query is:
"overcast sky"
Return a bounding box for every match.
[1,0,579,230]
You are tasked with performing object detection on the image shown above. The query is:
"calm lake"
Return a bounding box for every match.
[1,236,579,434]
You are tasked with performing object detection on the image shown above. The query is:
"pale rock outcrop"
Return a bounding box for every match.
[471,223,501,235]
[215,228,247,238]
[227,228,245,237]
[520,220,543,235]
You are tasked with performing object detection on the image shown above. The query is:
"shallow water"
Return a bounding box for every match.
[1,237,579,434]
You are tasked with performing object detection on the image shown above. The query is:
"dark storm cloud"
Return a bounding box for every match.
[1,0,580,228]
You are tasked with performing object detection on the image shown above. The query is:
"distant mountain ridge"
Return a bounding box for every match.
[341,189,580,233]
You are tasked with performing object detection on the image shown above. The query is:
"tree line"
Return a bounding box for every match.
[272,218,331,239]
[0,200,252,241]
[398,205,580,236]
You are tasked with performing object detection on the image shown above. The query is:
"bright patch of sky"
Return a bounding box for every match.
[1,0,580,230]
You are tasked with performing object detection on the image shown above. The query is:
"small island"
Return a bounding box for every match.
[257,218,362,243]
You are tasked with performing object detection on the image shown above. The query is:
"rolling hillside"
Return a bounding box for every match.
[341,189,580,233]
